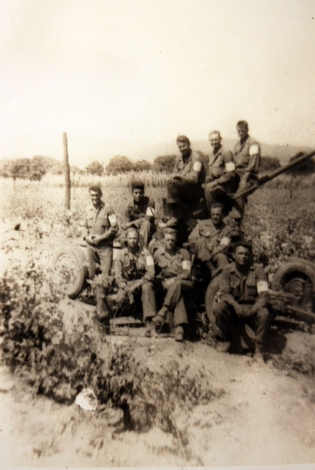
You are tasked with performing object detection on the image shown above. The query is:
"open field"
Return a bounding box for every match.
[1,171,315,466]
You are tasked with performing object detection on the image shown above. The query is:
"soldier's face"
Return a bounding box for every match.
[164,234,176,251]
[209,133,221,150]
[133,189,144,203]
[237,125,248,140]
[210,207,223,225]
[90,190,101,206]
[127,231,139,249]
[177,141,191,157]
[234,246,251,266]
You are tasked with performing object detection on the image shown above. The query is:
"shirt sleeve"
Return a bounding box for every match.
[143,251,155,282]
[246,143,260,173]
[182,156,204,184]
[114,255,128,289]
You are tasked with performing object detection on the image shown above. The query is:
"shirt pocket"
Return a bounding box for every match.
[99,216,110,230]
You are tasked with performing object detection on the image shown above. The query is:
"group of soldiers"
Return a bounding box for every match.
[83,120,272,360]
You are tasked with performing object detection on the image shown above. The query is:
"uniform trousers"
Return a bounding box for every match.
[214,300,271,346]
[160,279,193,327]
[115,281,157,321]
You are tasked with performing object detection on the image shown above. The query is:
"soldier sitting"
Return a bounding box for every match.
[165,135,206,228]
[213,240,271,360]
[188,203,232,278]
[204,130,238,215]
[146,228,193,342]
[121,181,156,247]
[114,228,157,324]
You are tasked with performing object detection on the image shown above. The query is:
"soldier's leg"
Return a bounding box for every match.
[86,245,98,279]
[141,282,157,321]
[213,300,235,341]
[139,219,154,247]
[95,246,113,317]
[211,253,229,277]
[253,307,271,351]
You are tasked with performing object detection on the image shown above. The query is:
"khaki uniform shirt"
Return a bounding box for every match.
[114,246,155,288]
[207,145,234,182]
[154,247,191,280]
[125,196,155,222]
[188,220,232,254]
[219,262,267,304]
[173,150,206,185]
[233,136,260,175]
[84,202,117,246]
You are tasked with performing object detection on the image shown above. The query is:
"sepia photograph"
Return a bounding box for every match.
[0,0,315,467]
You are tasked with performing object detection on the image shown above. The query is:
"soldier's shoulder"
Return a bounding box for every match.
[191,151,204,162]
[221,146,233,158]
[154,246,165,259]
[222,262,236,274]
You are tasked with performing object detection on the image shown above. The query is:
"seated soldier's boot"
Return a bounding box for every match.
[253,343,265,363]
[145,321,157,338]
[174,325,184,342]
[215,340,232,353]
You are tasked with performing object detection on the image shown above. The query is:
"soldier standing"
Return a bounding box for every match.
[188,202,232,277]
[83,185,118,321]
[213,240,271,360]
[232,121,261,223]
[165,135,205,227]
[204,130,237,215]
[146,228,193,342]
[121,181,156,247]
[114,228,157,323]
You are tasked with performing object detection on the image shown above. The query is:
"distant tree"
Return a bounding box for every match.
[85,160,104,176]
[106,156,134,175]
[259,156,281,172]
[0,157,46,181]
[153,155,177,173]
[133,159,152,172]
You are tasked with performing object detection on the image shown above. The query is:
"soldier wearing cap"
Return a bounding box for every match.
[232,121,261,221]
[213,240,271,359]
[121,181,156,247]
[114,227,157,323]
[83,185,118,320]
[146,228,193,342]
[204,131,237,215]
[188,202,232,277]
[166,135,206,227]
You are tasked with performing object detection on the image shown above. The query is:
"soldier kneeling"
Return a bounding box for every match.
[213,240,271,360]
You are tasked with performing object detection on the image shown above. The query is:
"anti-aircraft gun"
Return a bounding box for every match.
[232,149,315,200]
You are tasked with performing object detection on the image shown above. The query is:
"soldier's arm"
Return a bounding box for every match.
[187,222,200,246]
[114,257,128,289]
[143,252,155,282]
[250,267,269,314]
[219,269,236,305]
[177,250,192,280]
[215,151,236,184]
[181,157,204,184]
[97,209,119,242]
[245,143,260,175]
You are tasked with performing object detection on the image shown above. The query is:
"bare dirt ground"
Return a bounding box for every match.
[1,227,315,467]
[1,311,315,467]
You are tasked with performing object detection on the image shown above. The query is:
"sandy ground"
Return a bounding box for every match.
[1,325,315,467]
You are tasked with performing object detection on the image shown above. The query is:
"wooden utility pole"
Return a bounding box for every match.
[63,132,71,210]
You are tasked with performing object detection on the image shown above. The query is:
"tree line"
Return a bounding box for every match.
[1,152,313,182]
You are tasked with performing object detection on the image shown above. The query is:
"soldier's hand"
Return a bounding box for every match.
[85,235,94,245]
[91,235,103,246]
[232,301,245,318]
[163,278,176,289]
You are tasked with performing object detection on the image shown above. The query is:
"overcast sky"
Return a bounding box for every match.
[1,0,315,166]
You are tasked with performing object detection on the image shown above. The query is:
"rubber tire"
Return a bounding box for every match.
[205,274,222,326]
[52,245,88,298]
[272,258,315,293]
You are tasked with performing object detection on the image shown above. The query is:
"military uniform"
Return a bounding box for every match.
[84,202,117,287]
[214,262,270,347]
[188,219,232,274]
[154,246,193,327]
[114,246,156,321]
[167,151,206,205]
[204,145,238,212]
[232,136,261,218]
[124,196,156,247]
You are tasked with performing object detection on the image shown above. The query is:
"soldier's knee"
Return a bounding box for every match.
[142,282,153,292]
[256,307,270,322]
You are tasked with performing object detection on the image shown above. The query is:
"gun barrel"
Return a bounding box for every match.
[232,149,315,200]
